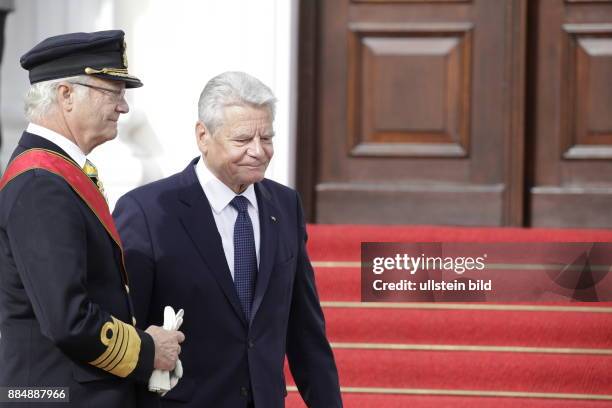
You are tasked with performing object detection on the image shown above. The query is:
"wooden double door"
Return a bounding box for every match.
[296,0,612,228]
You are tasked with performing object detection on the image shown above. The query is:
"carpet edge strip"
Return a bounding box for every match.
[285,386,612,400]
[320,301,612,313]
[330,342,612,356]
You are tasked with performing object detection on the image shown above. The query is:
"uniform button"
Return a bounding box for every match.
[240,386,249,397]
[248,340,255,348]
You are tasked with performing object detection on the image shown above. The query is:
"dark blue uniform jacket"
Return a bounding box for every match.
[0,132,154,408]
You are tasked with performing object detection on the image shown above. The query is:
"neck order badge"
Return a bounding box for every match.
[83,159,106,198]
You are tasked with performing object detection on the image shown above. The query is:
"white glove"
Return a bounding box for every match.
[168,309,184,391]
[148,306,185,395]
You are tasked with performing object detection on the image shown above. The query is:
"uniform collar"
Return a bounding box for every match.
[26,123,87,168]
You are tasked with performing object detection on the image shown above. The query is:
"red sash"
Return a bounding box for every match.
[0,148,129,285]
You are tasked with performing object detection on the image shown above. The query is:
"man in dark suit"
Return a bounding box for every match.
[113,71,342,408]
[0,31,184,407]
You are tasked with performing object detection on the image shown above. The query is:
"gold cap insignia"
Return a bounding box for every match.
[122,40,128,68]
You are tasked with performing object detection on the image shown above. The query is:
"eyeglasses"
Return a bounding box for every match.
[71,82,126,102]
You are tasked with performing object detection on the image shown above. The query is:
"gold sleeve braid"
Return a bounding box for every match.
[89,316,141,377]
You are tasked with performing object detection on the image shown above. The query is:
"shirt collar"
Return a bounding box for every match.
[195,157,258,214]
[26,123,87,168]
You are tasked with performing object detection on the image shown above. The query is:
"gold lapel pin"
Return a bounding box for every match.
[271,215,277,222]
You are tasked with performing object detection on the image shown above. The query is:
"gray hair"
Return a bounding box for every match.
[198,71,277,134]
[24,75,90,121]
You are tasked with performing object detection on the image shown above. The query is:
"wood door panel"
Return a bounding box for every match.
[317,184,503,225]
[298,0,612,227]
[531,189,612,228]
[562,24,612,159]
[529,0,612,228]
[562,161,612,184]
[310,0,525,225]
[348,23,472,158]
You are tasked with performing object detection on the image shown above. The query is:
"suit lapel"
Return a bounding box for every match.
[176,159,247,326]
[250,182,279,324]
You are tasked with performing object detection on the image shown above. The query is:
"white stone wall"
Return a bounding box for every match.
[0,0,298,210]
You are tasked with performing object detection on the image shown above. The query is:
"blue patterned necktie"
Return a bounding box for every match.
[230,196,257,321]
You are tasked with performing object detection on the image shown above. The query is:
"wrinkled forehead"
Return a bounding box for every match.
[222,105,274,132]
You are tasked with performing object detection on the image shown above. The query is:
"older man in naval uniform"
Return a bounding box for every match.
[0,30,183,407]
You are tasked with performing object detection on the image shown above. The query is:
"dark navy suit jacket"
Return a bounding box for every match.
[0,132,154,408]
[113,158,342,408]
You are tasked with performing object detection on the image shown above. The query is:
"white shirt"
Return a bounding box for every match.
[194,157,260,280]
[26,123,87,168]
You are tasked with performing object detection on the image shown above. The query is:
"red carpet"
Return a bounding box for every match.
[285,225,612,407]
